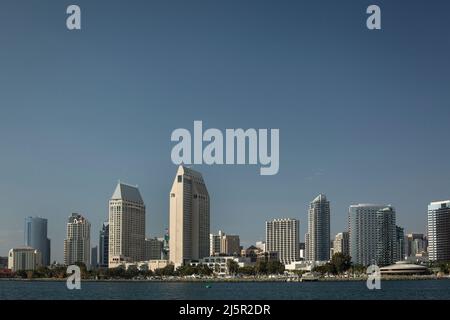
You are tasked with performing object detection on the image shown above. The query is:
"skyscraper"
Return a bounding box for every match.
[169,166,210,267]
[306,194,330,262]
[266,218,299,265]
[375,207,397,266]
[333,232,349,256]
[108,182,146,266]
[349,204,397,266]
[99,221,109,268]
[91,246,98,269]
[145,238,163,260]
[64,213,91,267]
[428,200,450,262]
[395,226,405,262]
[405,233,427,258]
[24,216,51,266]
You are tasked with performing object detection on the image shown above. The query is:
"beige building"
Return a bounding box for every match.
[333,232,349,256]
[8,247,42,272]
[109,182,146,267]
[210,230,241,256]
[169,166,210,268]
[64,213,91,267]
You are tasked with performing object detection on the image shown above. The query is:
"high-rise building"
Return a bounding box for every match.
[91,246,98,269]
[428,200,450,262]
[375,207,397,266]
[266,218,300,265]
[306,194,330,262]
[405,233,427,258]
[145,238,163,260]
[109,182,146,266]
[99,221,109,268]
[169,166,210,267]
[24,217,51,266]
[349,204,397,266]
[8,247,42,272]
[64,213,91,267]
[395,226,405,262]
[210,231,241,256]
[333,232,349,256]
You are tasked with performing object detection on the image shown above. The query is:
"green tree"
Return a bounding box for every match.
[239,266,256,276]
[267,261,285,275]
[255,260,268,275]
[227,260,239,275]
[330,253,352,274]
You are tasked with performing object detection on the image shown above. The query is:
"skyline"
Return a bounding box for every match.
[1,0,450,262]
[0,164,443,263]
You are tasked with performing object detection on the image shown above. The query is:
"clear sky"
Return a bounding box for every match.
[1,0,449,262]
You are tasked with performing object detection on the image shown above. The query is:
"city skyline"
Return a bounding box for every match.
[0,166,444,263]
[1,1,450,262]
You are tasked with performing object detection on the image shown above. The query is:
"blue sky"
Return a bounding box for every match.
[1,0,449,262]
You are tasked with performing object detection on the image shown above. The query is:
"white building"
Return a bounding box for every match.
[266,218,300,265]
[191,256,252,275]
[64,213,91,267]
[109,182,146,267]
[428,200,450,262]
[306,194,330,262]
[169,166,210,268]
[8,247,42,272]
[333,232,349,256]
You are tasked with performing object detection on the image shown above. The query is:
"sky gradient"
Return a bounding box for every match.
[1,0,449,262]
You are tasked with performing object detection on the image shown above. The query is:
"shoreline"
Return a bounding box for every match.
[1,276,447,283]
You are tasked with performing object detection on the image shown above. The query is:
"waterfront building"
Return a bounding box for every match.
[428,200,450,262]
[91,246,98,269]
[306,194,330,262]
[109,182,146,266]
[349,204,397,266]
[266,218,300,265]
[191,256,252,276]
[8,247,42,272]
[405,233,427,258]
[24,216,51,266]
[169,166,210,267]
[64,213,91,267]
[379,261,428,275]
[395,226,405,262]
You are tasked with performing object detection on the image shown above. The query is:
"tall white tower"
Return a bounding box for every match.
[108,182,146,266]
[64,213,91,267]
[169,166,210,268]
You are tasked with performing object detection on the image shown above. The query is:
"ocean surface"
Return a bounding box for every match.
[1,280,450,300]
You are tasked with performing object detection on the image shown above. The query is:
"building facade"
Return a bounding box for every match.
[64,213,91,267]
[99,221,109,268]
[109,182,146,266]
[306,194,330,262]
[210,231,241,256]
[428,200,450,262]
[8,247,42,272]
[145,238,163,260]
[24,216,51,266]
[169,166,210,267]
[349,204,397,266]
[266,218,300,265]
[333,232,349,256]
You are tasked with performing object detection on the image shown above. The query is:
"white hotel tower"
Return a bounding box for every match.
[108,182,146,266]
[266,218,300,265]
[169,166,210,268]
[428,200,450,262]
[64,213,91,267]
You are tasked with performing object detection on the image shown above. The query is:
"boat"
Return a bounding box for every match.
[300,272,319,282]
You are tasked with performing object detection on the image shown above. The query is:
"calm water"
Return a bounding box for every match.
[1,280,450,300]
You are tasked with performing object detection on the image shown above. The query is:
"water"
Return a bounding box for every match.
[1,280,450,300]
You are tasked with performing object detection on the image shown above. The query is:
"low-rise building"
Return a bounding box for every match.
[191,256,253,275]
[8,247,42,272]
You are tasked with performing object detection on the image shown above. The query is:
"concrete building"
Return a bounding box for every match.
[349,204,398,266]
[380,261,428,275]
[266,218,300,265]
[24,216,51,266]
[99,221,109,268]
[169,166,210,267]
[109,182,146,266]
[91,246,98,269]
[8,247,42,272]
[256,241,266,252]
[191,256,252,276]
[428,200,450,262]
[306,194,331,262]
[405,233,427,258]
[145,238,163,260]
[375,207,397,266]
[333,232,349,256]
[210,231,241,256]
[395,226,405,262]
[64,213,91,267]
